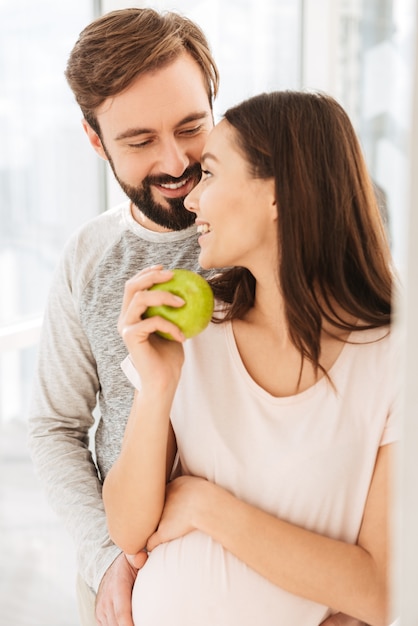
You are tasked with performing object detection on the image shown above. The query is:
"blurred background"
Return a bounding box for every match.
[0,1,417,624]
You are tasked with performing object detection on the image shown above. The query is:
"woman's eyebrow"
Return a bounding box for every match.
[201,152,219,164]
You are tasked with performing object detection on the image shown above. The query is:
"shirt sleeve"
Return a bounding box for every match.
[121,354,142,391]
[379,402,401,446]
[27,239,120,592]
[379,331,402,447]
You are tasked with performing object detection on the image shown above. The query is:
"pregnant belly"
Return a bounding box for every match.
[132,530,329,626]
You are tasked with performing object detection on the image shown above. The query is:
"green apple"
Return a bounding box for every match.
[143,269,214,340]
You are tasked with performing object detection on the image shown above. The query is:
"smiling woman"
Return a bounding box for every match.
[185,118,277,272]
[106,90,397,626]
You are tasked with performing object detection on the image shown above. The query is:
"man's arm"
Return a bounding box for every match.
[27,244,119,592]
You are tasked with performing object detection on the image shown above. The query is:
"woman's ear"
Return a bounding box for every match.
[82,119,108,161]
[269,180,278,222]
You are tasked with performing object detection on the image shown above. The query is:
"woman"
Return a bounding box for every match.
[103,91,399,625]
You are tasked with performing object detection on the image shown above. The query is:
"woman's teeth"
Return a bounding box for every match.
[197,224,210,234]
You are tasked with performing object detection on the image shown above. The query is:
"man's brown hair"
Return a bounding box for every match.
[65,8,219,133]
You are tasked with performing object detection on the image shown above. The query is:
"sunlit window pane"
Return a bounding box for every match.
[0,0,100,327]
[335,0,415,269]
[0,2,97,623]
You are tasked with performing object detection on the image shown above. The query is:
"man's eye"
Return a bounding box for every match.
[128,140,152,149]
[180,125,202,136]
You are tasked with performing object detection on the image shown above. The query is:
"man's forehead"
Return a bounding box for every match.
[97,52,211,126]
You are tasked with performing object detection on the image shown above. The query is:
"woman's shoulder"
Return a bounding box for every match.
[184,316,232,359]
[340,324,401,394]
[350,324,398,356]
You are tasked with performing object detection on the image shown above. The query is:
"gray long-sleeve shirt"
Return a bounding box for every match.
[28,201,207,592]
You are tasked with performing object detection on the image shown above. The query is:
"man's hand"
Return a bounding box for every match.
[95,551,148,625]
[320,614,367,626]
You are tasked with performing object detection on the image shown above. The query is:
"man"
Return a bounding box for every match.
[28,8,365,626]
[28,9,217,626]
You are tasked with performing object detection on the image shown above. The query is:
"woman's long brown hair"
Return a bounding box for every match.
[210,91,394,371]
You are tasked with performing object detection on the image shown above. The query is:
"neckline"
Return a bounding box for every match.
[223,321,359,403]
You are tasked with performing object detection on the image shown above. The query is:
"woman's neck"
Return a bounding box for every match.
[244,273,290,345]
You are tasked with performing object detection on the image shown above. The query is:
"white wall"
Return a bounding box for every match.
[397,3,418,619]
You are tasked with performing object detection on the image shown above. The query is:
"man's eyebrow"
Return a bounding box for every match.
[115,111,211,141]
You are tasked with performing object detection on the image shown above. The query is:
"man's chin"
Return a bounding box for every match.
[137,201,196,231]
[153,190,187,210]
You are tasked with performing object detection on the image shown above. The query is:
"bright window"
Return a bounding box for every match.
[0,0,100,422]
[334,0,416,270]
[0,2,99,623]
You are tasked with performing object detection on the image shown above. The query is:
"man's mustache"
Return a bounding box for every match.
[145,163,202,187]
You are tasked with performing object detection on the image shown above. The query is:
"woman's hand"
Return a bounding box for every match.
[146,475,213,551]
[118,265,186,391]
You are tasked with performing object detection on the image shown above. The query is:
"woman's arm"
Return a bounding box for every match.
[102,266,186,554]
[103,390,178,554]
[148,443,394,626]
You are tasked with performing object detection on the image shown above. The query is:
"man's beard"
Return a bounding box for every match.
[106,152,201,230]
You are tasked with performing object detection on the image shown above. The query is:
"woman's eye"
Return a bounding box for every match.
[201,169,212,179]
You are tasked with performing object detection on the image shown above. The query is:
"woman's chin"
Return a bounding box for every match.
[198,255,215,271]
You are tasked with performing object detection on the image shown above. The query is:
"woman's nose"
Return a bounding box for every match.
[184,181,201,213]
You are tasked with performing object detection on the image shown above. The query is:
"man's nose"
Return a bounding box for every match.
[157,139,189,178]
